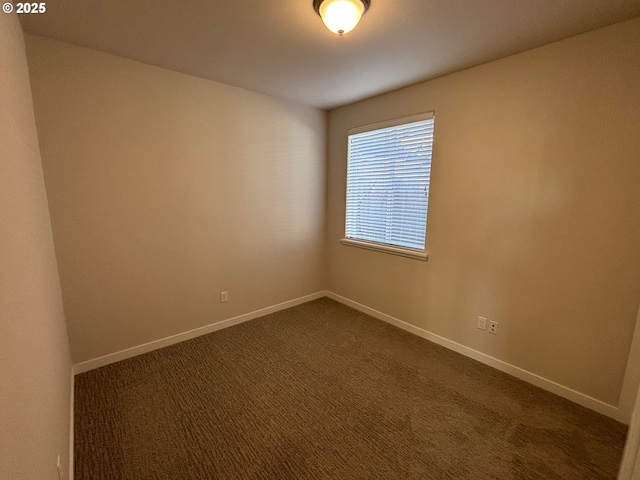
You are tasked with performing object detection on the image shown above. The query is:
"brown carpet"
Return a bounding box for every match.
[74,298,627,479]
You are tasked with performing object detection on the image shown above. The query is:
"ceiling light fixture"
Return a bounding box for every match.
[313,0,370,36]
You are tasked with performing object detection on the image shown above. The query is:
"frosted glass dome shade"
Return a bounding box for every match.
[317,0,368,35]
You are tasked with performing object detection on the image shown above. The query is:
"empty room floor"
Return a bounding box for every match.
[74,298,627,479]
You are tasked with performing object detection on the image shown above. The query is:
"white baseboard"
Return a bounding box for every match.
[73,291,327,375]
[325,291,622,422]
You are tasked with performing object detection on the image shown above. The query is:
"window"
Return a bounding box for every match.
[341,112,434,260]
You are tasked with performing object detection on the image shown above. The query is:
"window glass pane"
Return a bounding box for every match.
[346,116,434,251]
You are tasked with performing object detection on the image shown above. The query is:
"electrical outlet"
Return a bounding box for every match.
[57,455,64,480]
[220,291,229,303]
[477,316,487,330]
[489,321,498,335]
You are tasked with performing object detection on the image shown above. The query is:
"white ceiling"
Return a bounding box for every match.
[20,0,640,110]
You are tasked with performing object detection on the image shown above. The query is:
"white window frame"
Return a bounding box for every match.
[340,111,435,261]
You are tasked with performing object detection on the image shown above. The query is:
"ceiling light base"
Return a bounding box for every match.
[313,0,371,15]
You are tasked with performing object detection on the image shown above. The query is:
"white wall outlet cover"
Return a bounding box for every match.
[477,316,487,330]
[489,321,498,334]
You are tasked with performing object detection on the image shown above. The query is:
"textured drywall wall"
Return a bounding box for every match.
[327,18,640,407]
[25,35,326,364]
[0,14,72,480]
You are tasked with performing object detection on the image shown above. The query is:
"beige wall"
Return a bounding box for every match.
[25,35,327,364]
[0,15,72,480]
[327,18,640,407]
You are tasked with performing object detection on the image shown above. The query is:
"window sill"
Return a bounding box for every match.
[340,238,428,261]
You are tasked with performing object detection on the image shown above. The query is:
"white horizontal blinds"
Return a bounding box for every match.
[346,114,434,251]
